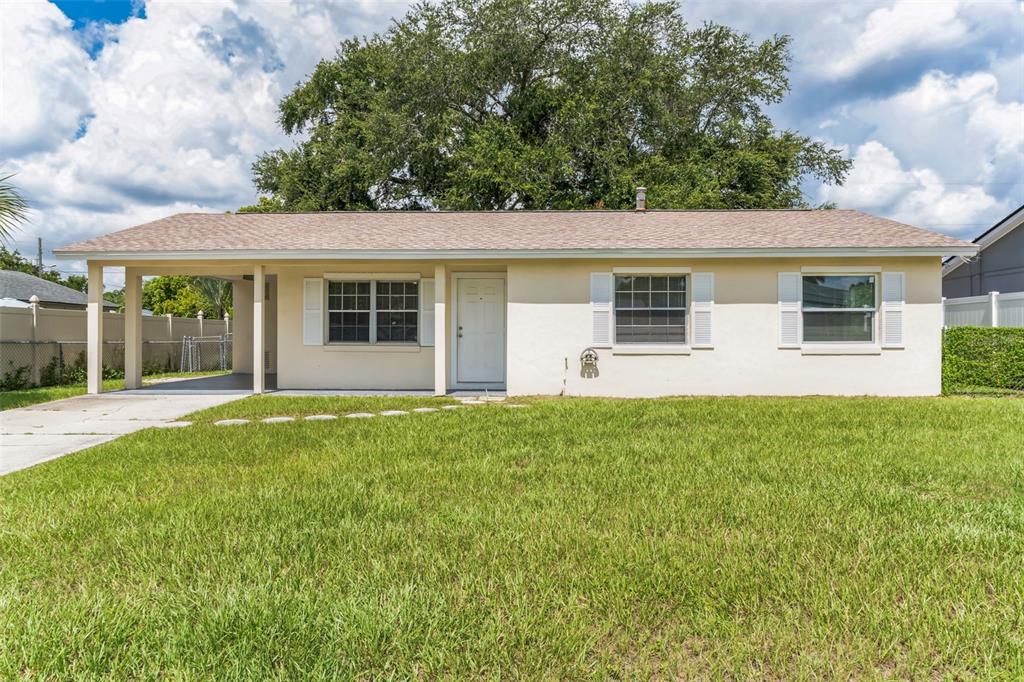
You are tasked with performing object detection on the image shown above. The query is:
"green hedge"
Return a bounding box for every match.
[943,326,1024,392]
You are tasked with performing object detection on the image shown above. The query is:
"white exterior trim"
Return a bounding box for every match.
[323,272,419,280]
[613,266,691,274]
[801,345,882,355]
[612,345,691,355]
[943,205,1024,276]
[801,265,881,273]
[56,246,977,261]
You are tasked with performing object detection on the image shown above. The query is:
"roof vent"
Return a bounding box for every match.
[635,186,647,212]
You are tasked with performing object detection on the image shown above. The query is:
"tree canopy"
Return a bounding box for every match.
[142,276,231,318]
[246,0,850,212]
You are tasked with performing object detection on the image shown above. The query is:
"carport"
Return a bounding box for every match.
[78,262,278,396]
[120,372,278,394]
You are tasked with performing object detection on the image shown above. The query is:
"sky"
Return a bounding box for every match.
[1,0,1022,288]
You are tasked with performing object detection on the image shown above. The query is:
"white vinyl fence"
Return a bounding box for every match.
[944,291,1024,328]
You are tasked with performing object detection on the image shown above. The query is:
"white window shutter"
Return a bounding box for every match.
[778,272,801,348]
[303,278,323,346]
[590,272,613,347]
[419,278,435,346]
[881,272,905,348]
[691,272,714,348]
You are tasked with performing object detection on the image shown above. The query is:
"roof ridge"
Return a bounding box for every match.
[207,208,836,216]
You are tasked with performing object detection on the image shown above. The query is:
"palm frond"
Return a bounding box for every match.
[0,173,30,242]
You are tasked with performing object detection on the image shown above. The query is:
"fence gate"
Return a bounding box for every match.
[179,334,232,373]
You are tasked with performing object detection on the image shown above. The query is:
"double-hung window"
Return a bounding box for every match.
[375,281,419,343]
[801,275,876,343]
[327,280,418,344]
[614,275,687,344]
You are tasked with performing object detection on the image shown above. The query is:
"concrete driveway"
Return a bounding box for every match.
[1,393,245,476]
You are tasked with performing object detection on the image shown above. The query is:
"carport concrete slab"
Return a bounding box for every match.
[1,393,244,476]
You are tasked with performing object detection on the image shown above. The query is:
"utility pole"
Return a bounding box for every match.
[36,237,43,272]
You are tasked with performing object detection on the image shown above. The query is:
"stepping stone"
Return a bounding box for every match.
[304,414,337,421]
[482,396,506,402]
[345,412,375,419]
[441,405,462,410]
[504,404,528,408]
[460,400,486,405]
[412,407,439,413]
[380,410,409,416]
[214,419,249,426]
[155,421,192,428]
[262,416,295,424]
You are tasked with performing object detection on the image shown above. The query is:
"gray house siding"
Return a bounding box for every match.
[943,208,1024,297]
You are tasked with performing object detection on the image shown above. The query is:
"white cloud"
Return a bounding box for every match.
[850,69,1022,189]
[821,0,969,79]
[0,0,410,286]
[0,1,92,156]
[821,140,1004,235]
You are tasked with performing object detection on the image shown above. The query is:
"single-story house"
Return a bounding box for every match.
[0,269,117,310]
[943,204,1024,297]
[55,199,975,397]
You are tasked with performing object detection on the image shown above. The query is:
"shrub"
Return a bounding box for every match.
[57,351,124,386]
[0,364,31,391]
[943,327,1024,392]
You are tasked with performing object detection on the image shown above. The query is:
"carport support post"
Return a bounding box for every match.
[434,264,447,396]
[124,268,143,389]
[253,264,265,394]
[86,261,104,394]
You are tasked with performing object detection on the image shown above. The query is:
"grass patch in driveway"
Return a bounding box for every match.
[0,379,123,411]
[0,372,228,411]
[2,396,1023,678]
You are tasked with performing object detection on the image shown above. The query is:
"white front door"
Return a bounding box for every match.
[456,277,506,384]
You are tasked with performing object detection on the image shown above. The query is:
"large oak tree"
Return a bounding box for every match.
[246,0,850,212]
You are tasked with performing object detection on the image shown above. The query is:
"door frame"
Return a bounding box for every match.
[450,272,507,390]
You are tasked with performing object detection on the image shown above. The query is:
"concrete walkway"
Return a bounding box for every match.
[1,393,245,476]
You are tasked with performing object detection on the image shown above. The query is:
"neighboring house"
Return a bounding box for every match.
[942,204,1024,297]
[0,270,117,310]
[55,199,974,397]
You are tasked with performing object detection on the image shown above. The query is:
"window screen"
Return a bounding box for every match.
[614,275,687,344]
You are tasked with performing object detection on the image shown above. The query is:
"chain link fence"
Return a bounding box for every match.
[0,336,232,390]
[179,335,233,373]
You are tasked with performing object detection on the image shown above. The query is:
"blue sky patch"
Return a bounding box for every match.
[53,0,145,56]
[52,0,142,27]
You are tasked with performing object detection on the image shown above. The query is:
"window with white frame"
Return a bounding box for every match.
[801,275,876,343]
[614,274,687,343]
[327,280,418,343]
[375,280,419,343]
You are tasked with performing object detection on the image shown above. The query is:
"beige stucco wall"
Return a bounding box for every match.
[275,264,435,389]
[90,256,944,395]
[506,257,944,397]
[232,280,253,373]
[271,262,509,390]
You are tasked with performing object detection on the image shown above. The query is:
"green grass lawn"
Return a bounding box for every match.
[2,396,1023,678]
[0,371,228,411]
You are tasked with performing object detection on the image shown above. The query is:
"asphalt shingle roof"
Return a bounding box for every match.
[0,270,114,307]
[55,209,973,255]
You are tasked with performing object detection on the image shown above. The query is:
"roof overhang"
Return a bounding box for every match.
[942,204,1024,277]
[54,246,978,262]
